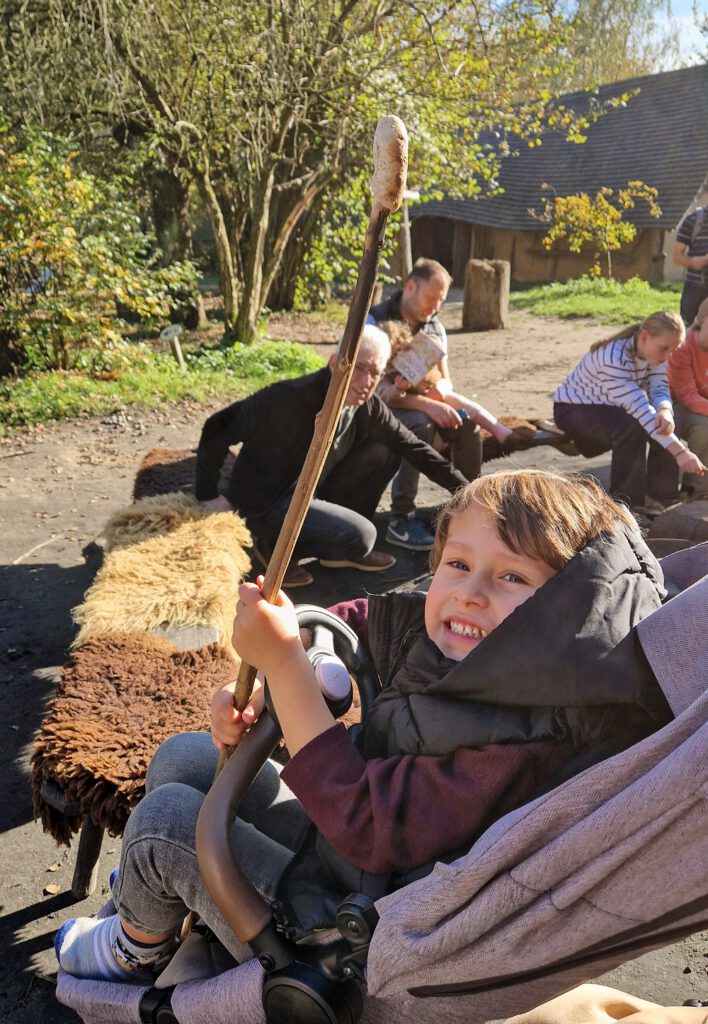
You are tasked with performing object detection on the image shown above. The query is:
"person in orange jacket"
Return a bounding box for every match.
[667,296,708,498]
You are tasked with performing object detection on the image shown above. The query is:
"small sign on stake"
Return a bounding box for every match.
[160,324,186,371]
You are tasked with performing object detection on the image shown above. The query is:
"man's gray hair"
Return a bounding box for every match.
[358,324,391,367]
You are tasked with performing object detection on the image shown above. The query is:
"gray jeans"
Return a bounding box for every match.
[112,733,311,959]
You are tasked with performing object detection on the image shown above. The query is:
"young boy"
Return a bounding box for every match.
[56,471,671,983]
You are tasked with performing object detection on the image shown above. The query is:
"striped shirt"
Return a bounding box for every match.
[553,336,679,449]
[676,207,708,286]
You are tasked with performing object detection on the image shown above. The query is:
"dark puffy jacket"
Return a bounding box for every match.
[362,524,671,759]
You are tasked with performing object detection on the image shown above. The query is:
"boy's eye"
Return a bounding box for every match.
[447,558,469,571]
[501,571,528,585]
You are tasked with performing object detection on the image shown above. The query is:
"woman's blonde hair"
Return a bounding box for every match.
[590,310,685,354]
[431,470,636,573]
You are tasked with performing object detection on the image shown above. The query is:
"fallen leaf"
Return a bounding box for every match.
[44,883,61,895]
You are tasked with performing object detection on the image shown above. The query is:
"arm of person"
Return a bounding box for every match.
[212,597,370,749]
[281,724,575,874]
[593,355,679,449]
[443,390,513,443]
[668,344,708,416]
[672,239,708,272]
[231,582,336,756]
[194,401,247,501]
[379,382,462,428]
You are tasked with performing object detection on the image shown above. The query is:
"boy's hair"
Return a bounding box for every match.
[590,311,685,354]
[409,258,452,288]
[692,296,708,329]
[431,470,636,573]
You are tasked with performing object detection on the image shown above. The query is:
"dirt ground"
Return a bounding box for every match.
[1,298,706,1023]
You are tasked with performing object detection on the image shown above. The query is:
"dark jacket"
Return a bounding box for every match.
[362,523,670,759]
[280,523,670,933]
[194,366,466,517]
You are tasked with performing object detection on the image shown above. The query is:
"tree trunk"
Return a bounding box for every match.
[150,167,208,330]
[259,175,332,318]
[193,157,239,331]
[267,198,323,310]
[234,166,276,342]
[462,259,510,331]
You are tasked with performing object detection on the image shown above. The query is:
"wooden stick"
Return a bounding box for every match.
[180,117,408,940]
[219,115,408,767]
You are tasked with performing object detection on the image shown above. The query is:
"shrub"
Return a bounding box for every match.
[0,123,197,375]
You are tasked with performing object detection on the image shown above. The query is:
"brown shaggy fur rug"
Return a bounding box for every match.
[73,509,252,651]
[32,633,238,844]
[133,447,197,501]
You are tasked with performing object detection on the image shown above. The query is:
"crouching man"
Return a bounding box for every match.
[195,325,467,588]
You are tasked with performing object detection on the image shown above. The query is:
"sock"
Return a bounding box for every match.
[55,913,173,982]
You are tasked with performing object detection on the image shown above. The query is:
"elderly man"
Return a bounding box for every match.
[369,258,485,551]
[195,325,466,588]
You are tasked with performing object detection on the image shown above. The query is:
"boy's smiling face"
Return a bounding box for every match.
[424,504,558,661]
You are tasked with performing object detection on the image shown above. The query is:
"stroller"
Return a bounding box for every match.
[57,542,708,1024]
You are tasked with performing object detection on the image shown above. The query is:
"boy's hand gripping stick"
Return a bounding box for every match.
[217,115,408,771]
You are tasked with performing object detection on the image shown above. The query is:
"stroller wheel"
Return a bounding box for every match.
[263,961,362,1024]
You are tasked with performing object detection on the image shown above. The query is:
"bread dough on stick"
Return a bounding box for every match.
[370,115,408,214]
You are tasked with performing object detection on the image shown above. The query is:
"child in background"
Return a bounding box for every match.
[378,318,518,447]
[56,470,671,984]
[377,319,529,552]
[553,311,705,515]
[667,297,708,498]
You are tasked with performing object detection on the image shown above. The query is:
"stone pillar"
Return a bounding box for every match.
[463,258,511,330]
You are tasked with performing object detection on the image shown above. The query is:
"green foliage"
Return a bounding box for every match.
[293,175,400,310]
[509,276,681,321]
[186,339,322,380]
[0,123,198,374]
[1,0,623,340]
[538,181,662,278]
[0,339,323,429]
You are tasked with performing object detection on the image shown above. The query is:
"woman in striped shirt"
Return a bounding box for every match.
[553,311,706,512]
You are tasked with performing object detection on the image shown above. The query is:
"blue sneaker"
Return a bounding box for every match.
[386,514,434,551]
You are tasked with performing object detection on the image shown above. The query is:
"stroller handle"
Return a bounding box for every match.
[196,711,283,944]
[196,604,381,947]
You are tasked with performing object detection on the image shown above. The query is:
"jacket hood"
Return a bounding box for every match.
[364,524,669,757]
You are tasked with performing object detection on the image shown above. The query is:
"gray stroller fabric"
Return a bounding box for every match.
[55,544,708,1024]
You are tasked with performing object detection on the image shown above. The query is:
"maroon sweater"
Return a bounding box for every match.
[280,598,574,876]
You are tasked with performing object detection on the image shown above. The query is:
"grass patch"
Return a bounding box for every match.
[304,300,349,326]
[0,339,323,431]
[510,277,682,323]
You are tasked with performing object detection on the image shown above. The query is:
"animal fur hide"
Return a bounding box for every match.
[73,511,252,651]
[32,633,237,844]
[102,492,210,553]
[133,447,196,501]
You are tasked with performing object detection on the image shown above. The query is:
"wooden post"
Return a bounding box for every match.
[463,258,510,330]
[160,324,187,370]
[169,334,187,371]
